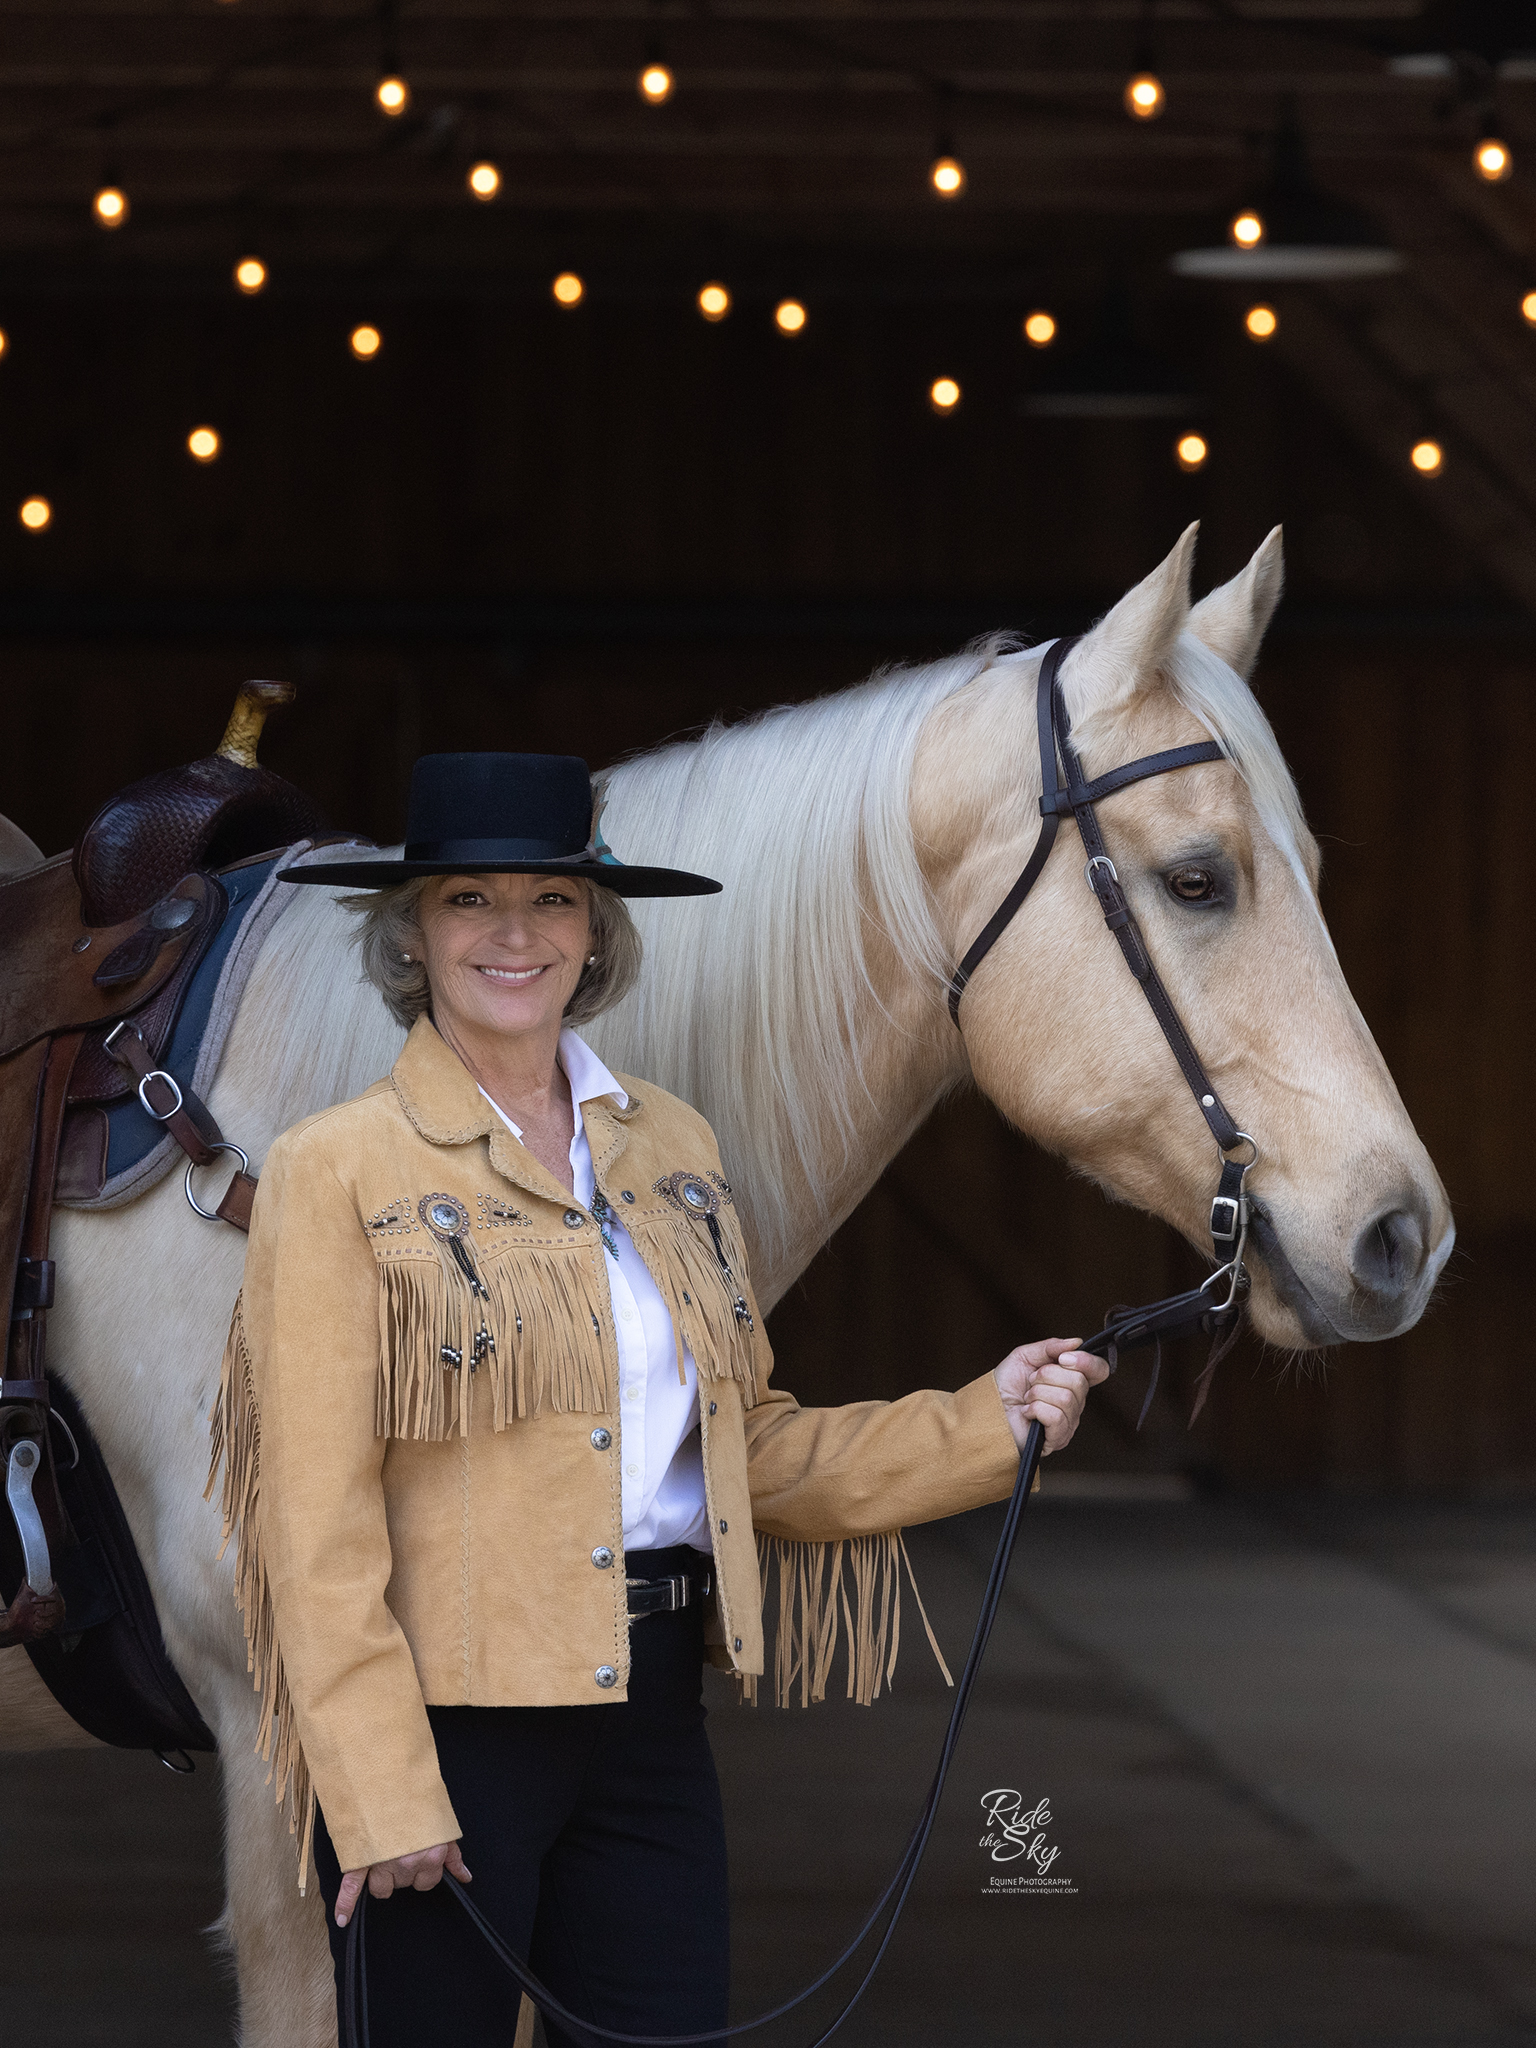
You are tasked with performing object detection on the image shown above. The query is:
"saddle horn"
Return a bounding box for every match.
[215,680,298,771]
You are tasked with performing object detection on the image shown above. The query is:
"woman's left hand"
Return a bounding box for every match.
[993,1338,1110,1456]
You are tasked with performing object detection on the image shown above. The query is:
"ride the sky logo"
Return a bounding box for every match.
[977,1791,1078,1896]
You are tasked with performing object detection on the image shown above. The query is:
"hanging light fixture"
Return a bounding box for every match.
[93,185,128,229]
[929,377,961,414]
[697,283,731,322]
[350,323,382,359]
[467,162,501,200]
[19,497,51,531]
[639,46,673,104]
[375,0,408,114]
[552,272,584,306]
[1176,432,1208,472]
[1411,438,1444,475]
[376,75,409,114]
[1473,134,1512,182]
[1244,303,1277,340]
[1023,311,1056,348]
[1522,290,1536,326]
[187,427,221,464]
[234,257,267,295]
[1022,284,1200,419]
[1125,72,1164,120]
[1172,112,1401,281]
[929,139,966,199]
[774,299,807,335]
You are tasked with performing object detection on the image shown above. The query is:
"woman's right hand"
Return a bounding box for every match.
[335,1840,472,1927]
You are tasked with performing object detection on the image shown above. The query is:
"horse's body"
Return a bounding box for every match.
[1,528,1451,2043]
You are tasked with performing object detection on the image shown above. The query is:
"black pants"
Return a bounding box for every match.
[314,1549,730,2048]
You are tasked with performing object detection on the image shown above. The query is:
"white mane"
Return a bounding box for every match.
[593,645,1002,1273]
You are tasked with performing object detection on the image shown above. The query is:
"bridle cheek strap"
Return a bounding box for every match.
[946,634,1254,1275]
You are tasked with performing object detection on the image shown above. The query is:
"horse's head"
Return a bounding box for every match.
[914,524,1452,1349]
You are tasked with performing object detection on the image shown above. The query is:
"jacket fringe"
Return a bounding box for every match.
[373,1220,758,1443]
[755,1531,954,1708]
[206,1295,317,1891]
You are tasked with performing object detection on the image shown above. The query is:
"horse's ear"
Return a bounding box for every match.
[1061,522,1198,722]
[1187,526,1284,680]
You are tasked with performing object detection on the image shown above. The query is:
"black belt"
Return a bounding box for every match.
[626,1560,711,1621]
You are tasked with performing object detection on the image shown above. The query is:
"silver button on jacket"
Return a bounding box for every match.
[563,1209,584,1229]
[595,1665,618,1688]
[590,1427,612,1450]
[591,1546,614,1569]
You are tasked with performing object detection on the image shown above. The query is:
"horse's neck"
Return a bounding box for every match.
[591,698,974,1311]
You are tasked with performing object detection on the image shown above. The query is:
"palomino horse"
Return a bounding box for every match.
[1,526,1451,2044]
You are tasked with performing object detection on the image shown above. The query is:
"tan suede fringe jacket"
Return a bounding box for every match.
[207,1017,1021,1884]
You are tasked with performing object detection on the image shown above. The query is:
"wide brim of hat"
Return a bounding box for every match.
[277,855,722,897]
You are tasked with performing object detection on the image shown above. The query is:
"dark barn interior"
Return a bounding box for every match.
[4,2,1536,2043]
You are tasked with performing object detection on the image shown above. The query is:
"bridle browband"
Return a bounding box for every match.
[340,635,1263,2048]
[948,634,1258,1396]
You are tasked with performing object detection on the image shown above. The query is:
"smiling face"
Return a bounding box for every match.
[415,871,594,1050]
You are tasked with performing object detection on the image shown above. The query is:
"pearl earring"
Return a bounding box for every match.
[401,953,412,962]
[586,954,598,965]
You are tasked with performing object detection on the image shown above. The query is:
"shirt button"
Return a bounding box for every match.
[563,1210,583,1230]
[625,1386,639,1400]
[626,1463,638,1476]
[590,1427,612,1450]
[591,1546,614,1569]
[595,1666,617,1688]
[621,1305,636,1323]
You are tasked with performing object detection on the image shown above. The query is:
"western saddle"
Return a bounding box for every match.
[0,683,332,1757]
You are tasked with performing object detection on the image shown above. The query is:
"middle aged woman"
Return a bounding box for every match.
[211,750,1109,2048]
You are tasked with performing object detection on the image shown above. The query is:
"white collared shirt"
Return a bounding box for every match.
[479,1030,711,1553]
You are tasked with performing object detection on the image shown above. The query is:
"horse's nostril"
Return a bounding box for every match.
[1351,1205,1426,1299]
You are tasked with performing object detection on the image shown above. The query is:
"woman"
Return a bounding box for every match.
[211,750,1108,2047]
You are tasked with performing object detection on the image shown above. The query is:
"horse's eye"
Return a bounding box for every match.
[1167,866,1218,903]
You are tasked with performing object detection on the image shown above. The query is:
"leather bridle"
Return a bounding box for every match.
[342,635,1261,2047]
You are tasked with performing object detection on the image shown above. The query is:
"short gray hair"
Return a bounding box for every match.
[342,875,642,1032]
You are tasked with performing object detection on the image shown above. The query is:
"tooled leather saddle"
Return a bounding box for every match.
[0,682,332,1759]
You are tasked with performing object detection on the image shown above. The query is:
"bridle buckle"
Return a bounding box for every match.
[1210,1193,1244,1242]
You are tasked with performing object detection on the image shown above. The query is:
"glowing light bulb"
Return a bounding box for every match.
[774,299,806,335]
[187,427,220,463]
[1176,433,1208,472]
[234,257,267,295]
[19,497,50,531]
[1023,311,1056,348]
[93,186,128,230]
[1124,72,1165,120]
[552,272,584,306]
[1244,303,1277,340]
[697,283,731,322]
[929,377,961,414]
[0,330,9,359]
[1229,210,1264,250]
[1474,138,1512,183]
[1523,290,1536,326]
[468,162,501,200]
[929,155,966,199]
[1411,439,1443,475]
[350,324,382,359]
[639,63,673,104]
[375,75,409,116]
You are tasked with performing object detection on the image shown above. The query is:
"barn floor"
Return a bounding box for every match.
[4,1488,1535,2048]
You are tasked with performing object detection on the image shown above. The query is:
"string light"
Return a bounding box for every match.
[552,272,584,306]
[1411,438,1443,475]
[1124,73,1165,120]
[1023,311,1056,348]
[1473,137,1512,183]
[93,186,128,230]
[1176,433,1208,472]
[187,427,220,463]
[697,283,731,322]
[1229,210,1265,249]
[1244,303,1278,340]
[0,330,9,359]
[639,61,673,104]
[1522,290,1536,326]
[234,257,267,295]
[929,154,966,199]
[468,162,501,200]
[774,299,806,335]
[375,75,409,115]
[350,324,382,359]
[929,377,961,414]
[19,497,51,531]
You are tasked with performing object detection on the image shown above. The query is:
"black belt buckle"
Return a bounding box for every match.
[626,1564,711,1623]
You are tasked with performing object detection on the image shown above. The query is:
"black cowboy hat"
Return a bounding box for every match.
[278,752,721,897]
